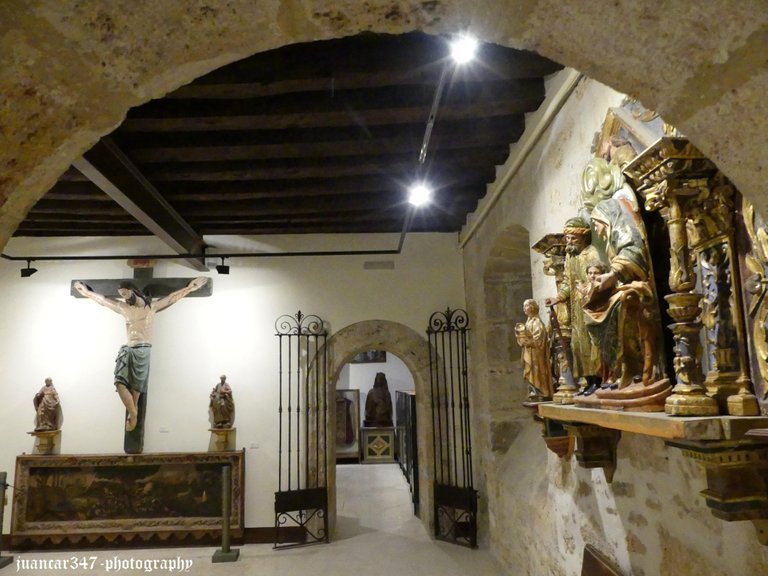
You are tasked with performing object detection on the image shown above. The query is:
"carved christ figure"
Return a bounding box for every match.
[74,277,208,431]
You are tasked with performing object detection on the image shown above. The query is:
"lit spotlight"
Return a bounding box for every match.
[408,184,432,207]
[20,259,37,278]
[215,257,230,275]
[450,34,478,65]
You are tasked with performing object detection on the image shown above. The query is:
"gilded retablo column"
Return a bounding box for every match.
[625,138,720,416]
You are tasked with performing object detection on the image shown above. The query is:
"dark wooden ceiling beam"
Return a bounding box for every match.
[114,116,524,148]
[31,195,476,218]
[165,59,559,99]
[73,138,207,270]
[148,164,495,183]
[128,125,522,164]
[48,178,488,201]
[200,222,461,234]
[133,80,543,118]
[15,222,146,234]
[179,200,407,218]
[61,153,503,183]
[168,71,436,100]
[169,186,482,204]
[119,98,542,132]
[29,203,138,216]
[178,196,478,219]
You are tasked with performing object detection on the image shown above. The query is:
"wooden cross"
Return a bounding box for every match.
[71,268,212,454]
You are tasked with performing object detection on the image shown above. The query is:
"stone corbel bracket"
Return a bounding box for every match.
[522,402,575,460]
[666,439,768,545]
[563,423,621,483]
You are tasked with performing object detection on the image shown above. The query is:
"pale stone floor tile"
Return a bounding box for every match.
[9,464,504,576]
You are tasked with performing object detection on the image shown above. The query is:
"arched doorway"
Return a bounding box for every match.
[324,320,434,537]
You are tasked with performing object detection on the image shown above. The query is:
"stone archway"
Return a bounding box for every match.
[323,319,434,537]
[465,222,536,544]
[1,2,766,246]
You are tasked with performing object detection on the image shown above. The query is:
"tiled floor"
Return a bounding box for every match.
[7,464,504,575]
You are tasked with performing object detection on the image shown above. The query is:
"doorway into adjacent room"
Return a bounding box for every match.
[334,352,419,540]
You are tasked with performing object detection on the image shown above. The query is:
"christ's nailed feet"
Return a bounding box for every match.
[126,410,138,431]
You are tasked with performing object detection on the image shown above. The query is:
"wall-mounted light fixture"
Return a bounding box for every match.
[20,260,37,278]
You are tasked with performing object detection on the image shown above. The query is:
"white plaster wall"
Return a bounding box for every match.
[337,354,414,426]
[0,232,464,533]
[461,75,768,575]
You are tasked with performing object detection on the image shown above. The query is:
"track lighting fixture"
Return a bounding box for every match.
[20,260,37,278]
[215,257,230,275]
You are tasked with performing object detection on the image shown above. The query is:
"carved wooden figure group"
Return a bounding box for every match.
[523,132,765,416]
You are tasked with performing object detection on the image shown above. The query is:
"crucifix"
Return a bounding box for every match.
[72,263,212,454]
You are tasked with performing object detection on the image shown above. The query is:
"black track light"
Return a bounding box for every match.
[20,260,37,278]
[215,257,230,275]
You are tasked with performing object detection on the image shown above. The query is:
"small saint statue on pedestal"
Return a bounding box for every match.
[209,374,235,429]
[515,299,553,401]
[208,374,236,452]
[33,377,62,431]
[29,377,63,455]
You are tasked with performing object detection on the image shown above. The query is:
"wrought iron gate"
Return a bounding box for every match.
[274,311,329,548]
[427,307,477,548]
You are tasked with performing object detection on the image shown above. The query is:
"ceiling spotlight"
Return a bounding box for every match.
[450,34,478,65]
[408,184,432,207]
[20,259,37,278]
[215,257,230,275]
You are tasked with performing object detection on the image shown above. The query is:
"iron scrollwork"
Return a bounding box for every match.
[275,310,326,336]
[427,307,469,333]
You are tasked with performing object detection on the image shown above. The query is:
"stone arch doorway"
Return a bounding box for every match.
[466,222,536,543]
[1,3,765,248]
[481,223,533,430]
[324,319,434,537]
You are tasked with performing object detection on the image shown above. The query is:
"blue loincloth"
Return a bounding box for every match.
[114,344,151,393]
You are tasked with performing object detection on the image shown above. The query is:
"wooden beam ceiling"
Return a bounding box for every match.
[16,32,562,239]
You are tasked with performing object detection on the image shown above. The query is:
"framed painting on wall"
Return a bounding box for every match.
[335,389,360,462]
[351,350,387,364]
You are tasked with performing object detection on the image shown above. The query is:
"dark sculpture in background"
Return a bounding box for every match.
[210,374,235,429]
[364,372,393,427]
[515,299,553,400]
[34,377,62,431]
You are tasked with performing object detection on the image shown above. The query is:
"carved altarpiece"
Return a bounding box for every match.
[531,111,768,546]
[624,138,759,416]
[738,200,768,415]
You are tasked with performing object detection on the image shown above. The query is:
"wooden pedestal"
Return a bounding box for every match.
[361,427,395,464]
